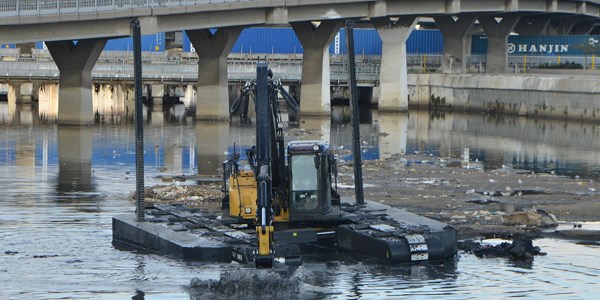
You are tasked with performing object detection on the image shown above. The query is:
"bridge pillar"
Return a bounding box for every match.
[46,38,107,125]
[186,27,242,121]
[373,17,417,111]
[479,16,520,73]
[514,16,551,35]
[18,82,34,103]
[434,16,475,74]
[151,84,165,106]
[291,20,340,116]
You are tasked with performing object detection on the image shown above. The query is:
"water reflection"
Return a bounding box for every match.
[56,126,94,194]
[0,83,17,123]
[407,112,600,178]
[196,122,230,175]
[3,101,600,298]
[16,103,35,125]
[297,116,331,144]
[378,112,408,159]
[331,104,373,124]
[150,104,165,126]
[15,125,36,179]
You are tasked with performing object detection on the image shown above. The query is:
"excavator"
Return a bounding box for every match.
[221,61,458,268]
[223,63,343,268]
[113,22,457,268]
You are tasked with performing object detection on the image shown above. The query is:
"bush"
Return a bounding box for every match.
[537,61,583,69]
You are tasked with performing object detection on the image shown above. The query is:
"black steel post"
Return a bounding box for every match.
[132,18,145,222]
[345,19,365,205]
[255,62,272,228]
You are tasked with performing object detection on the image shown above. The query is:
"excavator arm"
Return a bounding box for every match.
[254,63,275,268]
[226,62,300,268]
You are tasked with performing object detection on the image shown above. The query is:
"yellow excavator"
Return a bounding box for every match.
[222,62,342,268]
[216,61,457,268]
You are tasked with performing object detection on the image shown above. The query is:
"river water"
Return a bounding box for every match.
[1,103,600,299]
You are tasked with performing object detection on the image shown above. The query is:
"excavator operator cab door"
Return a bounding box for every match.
[287,141,334,221]
[290,154,320,211]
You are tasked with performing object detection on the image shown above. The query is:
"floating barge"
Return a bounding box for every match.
[112,198,457,264]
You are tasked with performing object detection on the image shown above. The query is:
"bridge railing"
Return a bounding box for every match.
[2,52,596,81]
[0,0,248,17]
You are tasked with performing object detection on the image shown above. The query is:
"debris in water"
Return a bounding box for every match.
[131,290,145,300]
[501,209,558,227]
[458,236,546,260]
[187,266,323,299]
[132,184,222,208]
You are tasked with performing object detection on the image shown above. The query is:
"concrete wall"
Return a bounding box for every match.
[408,73,600,121]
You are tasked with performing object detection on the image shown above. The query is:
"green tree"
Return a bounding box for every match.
[574,38,600,69]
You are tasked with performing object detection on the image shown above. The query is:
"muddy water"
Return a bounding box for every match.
[1,106,600,298]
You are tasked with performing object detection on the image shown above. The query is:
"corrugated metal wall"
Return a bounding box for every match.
[21,29,597,57]
[233,28,302,54]
[331,29,443,55]
[407,30,443,54]
[472,35,600,56]
[183,28,443,55]
[33,34,166,52]
[183,28,303,54]
[104,33,165,52]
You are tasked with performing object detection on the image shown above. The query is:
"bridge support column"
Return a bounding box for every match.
[434,16,475,74]
[151,84,165,106]
[479,16,519,73]
[46,38,107,125]
[186,27,242,121]
[291,20,340,116]
[514,16,551,35]
[19,82,34,103]
[373,17,417,111]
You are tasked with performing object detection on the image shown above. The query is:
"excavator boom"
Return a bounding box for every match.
[254,63,275,268]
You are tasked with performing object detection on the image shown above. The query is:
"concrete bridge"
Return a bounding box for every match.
[1,0,599,124]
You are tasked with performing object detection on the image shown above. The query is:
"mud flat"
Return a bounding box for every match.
[339,154,600,239]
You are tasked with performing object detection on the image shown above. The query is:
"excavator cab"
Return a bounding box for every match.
[287,141,340,222]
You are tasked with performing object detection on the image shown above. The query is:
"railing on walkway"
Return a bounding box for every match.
[467,54,600,73]
[0,0,251,17]
[1,50,598,81]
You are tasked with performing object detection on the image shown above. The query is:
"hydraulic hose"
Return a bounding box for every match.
[278,86,300,112]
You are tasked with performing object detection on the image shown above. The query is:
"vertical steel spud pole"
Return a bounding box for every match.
[345,19,364,205]
[132,18,145,222]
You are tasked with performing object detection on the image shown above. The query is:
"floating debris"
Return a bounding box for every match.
[458,237,546,260]
[187,266,323,299]
[501,209,558,227]
[132,184,222,209]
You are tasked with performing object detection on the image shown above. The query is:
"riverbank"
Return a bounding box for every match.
[408,73,600,121]
[338,153,600,239]
[144,151,600,241]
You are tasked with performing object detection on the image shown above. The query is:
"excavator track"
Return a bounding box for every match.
[113,200,457,265]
